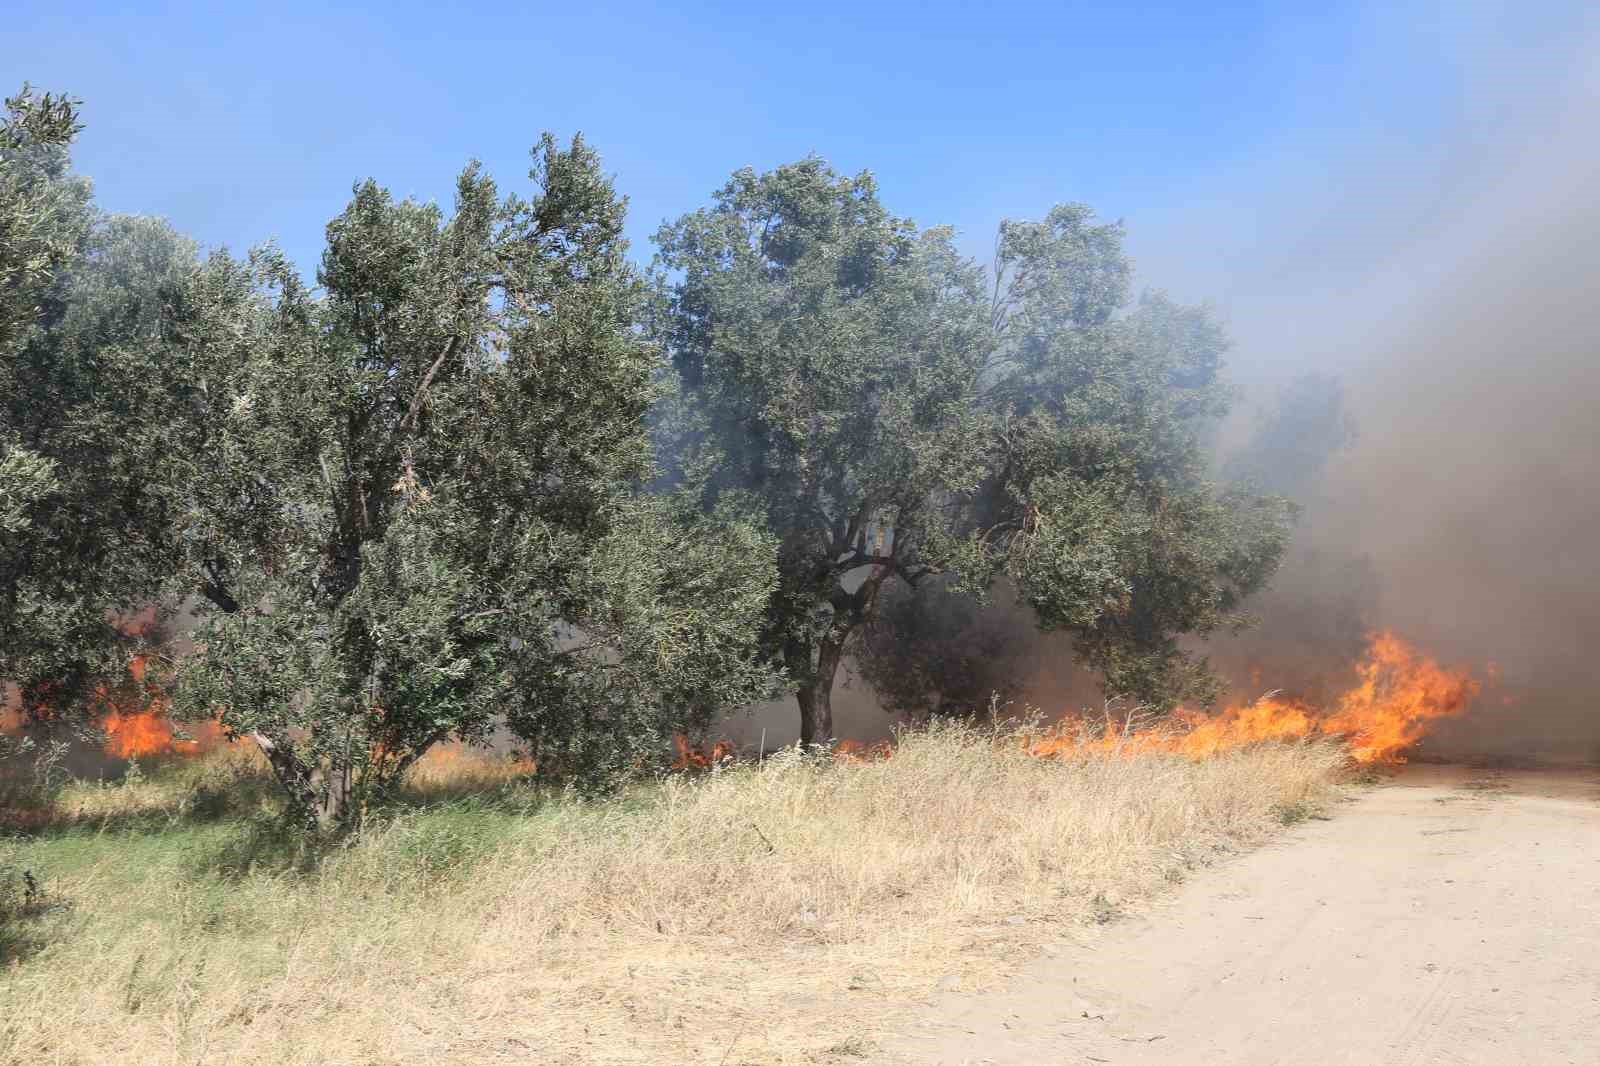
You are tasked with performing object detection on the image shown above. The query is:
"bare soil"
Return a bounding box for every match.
[882,764,1600,1065]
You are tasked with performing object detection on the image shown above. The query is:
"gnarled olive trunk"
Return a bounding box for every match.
[795,678,831,747]
[791,563,897,746]
[249,731,354,833]
[795,632,847,746]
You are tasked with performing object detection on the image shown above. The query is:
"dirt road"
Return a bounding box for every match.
[884,765,1600,1065]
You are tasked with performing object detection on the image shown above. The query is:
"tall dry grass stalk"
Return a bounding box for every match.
[0,723,1346,1065]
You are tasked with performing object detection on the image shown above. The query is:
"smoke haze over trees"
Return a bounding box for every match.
[1129,6,1600,760]
[9,1,1600,781]
[5,92,1298,793]
[837,6,1600,762]
[654,166,1293,742]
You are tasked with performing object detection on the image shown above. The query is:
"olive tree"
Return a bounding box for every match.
[655,163,1292,740]
[118,136,774,828]
[2,87,187,732]
[1,86,92,727]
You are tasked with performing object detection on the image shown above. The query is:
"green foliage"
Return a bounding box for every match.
[2,87,185,724]
[0,85,80,569]
[1,85,84,684]
[658,169,1295,728]
[0,84,88,348]
[8,87,1293,827]
[4,106,777,830]
[967,209,1292,710]
[853,577,1025,719]
[653,158,992,740]
[151,137,778,826]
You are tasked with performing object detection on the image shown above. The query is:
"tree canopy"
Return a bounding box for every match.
[2,88,185,729]
[2,86,91,706]
[7,88,1300,820]
[654,159,995,741]
[656,165,1293,738]
[3,100,778,828]
[155,138,778,826]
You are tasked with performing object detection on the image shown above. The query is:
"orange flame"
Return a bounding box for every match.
[0,618,220,760]
[670,734,736,770]
[1028,631,1481,764]
[97,655,222,758]
[5,632,1481,770]
[1320,631,1481,762]
[833,738,893,762]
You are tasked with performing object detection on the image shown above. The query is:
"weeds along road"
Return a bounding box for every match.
[885,765,1600,1065]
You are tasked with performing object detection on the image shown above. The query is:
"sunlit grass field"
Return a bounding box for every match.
[1,725,1347,1065]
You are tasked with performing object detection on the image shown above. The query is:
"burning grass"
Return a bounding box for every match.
[1027,631,1481,764]
[0,724,1348,1065]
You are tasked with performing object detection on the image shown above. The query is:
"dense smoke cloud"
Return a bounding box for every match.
[725,4,1600,760]
[1171,3,1600,761]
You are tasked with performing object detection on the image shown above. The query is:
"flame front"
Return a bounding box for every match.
[98,655,221,758]
[1029,631,1481,764]
[2,632,1482,768]
[671,734,736,769]
[1320,631,1481,762]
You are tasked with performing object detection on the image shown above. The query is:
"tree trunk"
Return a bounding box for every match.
[311,762,351,831]
[797,634,847,746]
[796,682,831,747]
[250,731,318,829]
[249,731,353,834]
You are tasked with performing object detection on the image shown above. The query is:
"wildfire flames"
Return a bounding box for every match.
[6,631,1480,771]
[0,613,225,761]
[99,656,222,758]
[671,733,736,770]
[1028,631,1481,764]
[833,738,893,762]
[669,631,1480,770]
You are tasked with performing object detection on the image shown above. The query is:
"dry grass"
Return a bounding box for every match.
[0,723,1347,1065]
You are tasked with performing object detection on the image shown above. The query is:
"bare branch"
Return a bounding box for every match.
[400,335,460,433]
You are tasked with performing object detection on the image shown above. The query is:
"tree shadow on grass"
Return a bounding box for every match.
[180,785,557,884]
[183,812,336,882]
[1,756,281,840]
[7,754,560,888]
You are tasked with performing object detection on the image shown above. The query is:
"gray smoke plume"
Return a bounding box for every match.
[1180,4,1600,761]
[722,8,1600,759]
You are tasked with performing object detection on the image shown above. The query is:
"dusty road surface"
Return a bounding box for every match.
[884,765,1600,1065]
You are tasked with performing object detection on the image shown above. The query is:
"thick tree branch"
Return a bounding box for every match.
[248,730,320,829]
[385,725,454,786]
[400,335,460,433]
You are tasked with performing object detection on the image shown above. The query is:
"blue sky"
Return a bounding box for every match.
[5,1,1594,373]
[5,3,1455,276]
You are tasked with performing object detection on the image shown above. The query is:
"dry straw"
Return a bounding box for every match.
[1,722,1346,1065]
